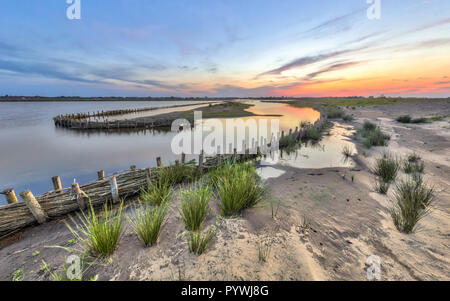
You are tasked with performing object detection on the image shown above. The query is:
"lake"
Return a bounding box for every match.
[0,100,355,204]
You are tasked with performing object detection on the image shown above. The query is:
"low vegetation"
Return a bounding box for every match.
[188,227,216,255]
[396,115,447,124]
[65,201,124,258]
[372,152,400,183]
[402,153,425,174]
[358,121,390,148]
[140,177,173,206]
[342,114,355,122]
[258,241,271,263]
[128,203,169,247]
[342,145,354,158]
[391,176,436,233]
[179,184,212,231]
[160,163,197,185]
[213,162,265,216]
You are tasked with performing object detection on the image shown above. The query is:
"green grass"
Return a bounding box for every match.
[128,203,169,247]
[179,184,212,231]
[159,163,197,186]
[258,241,271,263]
[358,121,390,148]
[188,227,216,255]
[12,269,24,281]
[322,105,345,118]
[214,162,265,217]
[374,179,390,195]
[391,177,436,233]
[65,201,124,258]
[303,125,321,141]
[403,154,425,174]
[141,178,173,206]
[411,117,428,124]
[284,97,447,108]
[342,114,355,122]
[396,115,412,123]
[372,152,400,183]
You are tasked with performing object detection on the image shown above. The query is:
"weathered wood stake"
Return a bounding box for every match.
[52,176,63,192]
[19,190,47,224]
[181,153,186,164]
[2,188,18,204]
[156,157,162,167]
[72,182,88,210]
[97,170,105,180]
[110,176,119,204]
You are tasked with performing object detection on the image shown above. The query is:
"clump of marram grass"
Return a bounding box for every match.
[372,152,400,184]
[396,115,412,123]
[358,121,390,148]
[402,153,424,174]
[303,125,321,141]
[374,179,390,195]
[214,162,265,217]
[160,163,197,185]
[391,176,436,233]
[128,202,169,247]
[258,241,271,263]
[188,227,216,255]
[342,114,355,122]
[179,184,212,231]
[342,145,354,158]
[279,135,298,152]
[65,201,124,258]
[140,178,173,206]
[323,105,345,118]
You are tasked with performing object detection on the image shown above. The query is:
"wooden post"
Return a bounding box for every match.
[281,131,285,138]
[145,168,152,187]
[156,157,162,167]
[72,182,88,210]
[19,190,47,224]
[110,176,119,204]
[97,170,105,180]
[198,150,204,173]
[181,153,186,164]
[130,165,136,171]
[52,176,62,192]
[1,188,18,204]
[289,128,293,136]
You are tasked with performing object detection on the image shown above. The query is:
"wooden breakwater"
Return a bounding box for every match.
[53,102,215,130]
[0,112,328,238]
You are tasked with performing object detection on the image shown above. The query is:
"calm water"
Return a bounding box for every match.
[0,100,355,204]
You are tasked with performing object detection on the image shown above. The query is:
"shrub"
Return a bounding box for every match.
[342,114,355,122]
[374,179,390,195]
[65,201,124,258]
[128,203,169,247]
[215,162,265,216]
[303,125,321,141]
[323,105,344,118]
[188,227,216,255]
[179,185,212,231]
[160,163,197,186]
[342,145,354,157]
[396,115,412,123]
[391,177,435,233]
[411,118,428,124]
[363,121,377,131]
[372,152,400,183]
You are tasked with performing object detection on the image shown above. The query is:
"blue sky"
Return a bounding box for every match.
[0,0,449,97]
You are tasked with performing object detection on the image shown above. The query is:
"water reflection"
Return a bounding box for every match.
[0,100,356,204]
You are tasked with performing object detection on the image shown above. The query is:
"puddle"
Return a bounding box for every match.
[260,122,358,169]
[257,166,286,180]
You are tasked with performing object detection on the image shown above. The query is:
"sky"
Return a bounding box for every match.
[0,0,449,97]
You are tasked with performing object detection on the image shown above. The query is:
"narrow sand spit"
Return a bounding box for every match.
[0,100,448,281]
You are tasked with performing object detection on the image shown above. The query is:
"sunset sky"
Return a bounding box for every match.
[0,0,449,97]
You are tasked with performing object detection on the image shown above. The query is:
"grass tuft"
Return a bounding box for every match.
[258,241,271,263]
[402,153,425,174]
[141,178,173,206]
[179,184,212,231]
[396,115,412,123]
[128,203,169,247]
[188,227,216,255]
[342,145,354,157]
[342,114,355,122]
[391,177,436,233]
[372,152,400,183]
[65,201,124,258]
[214,162,265,216]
